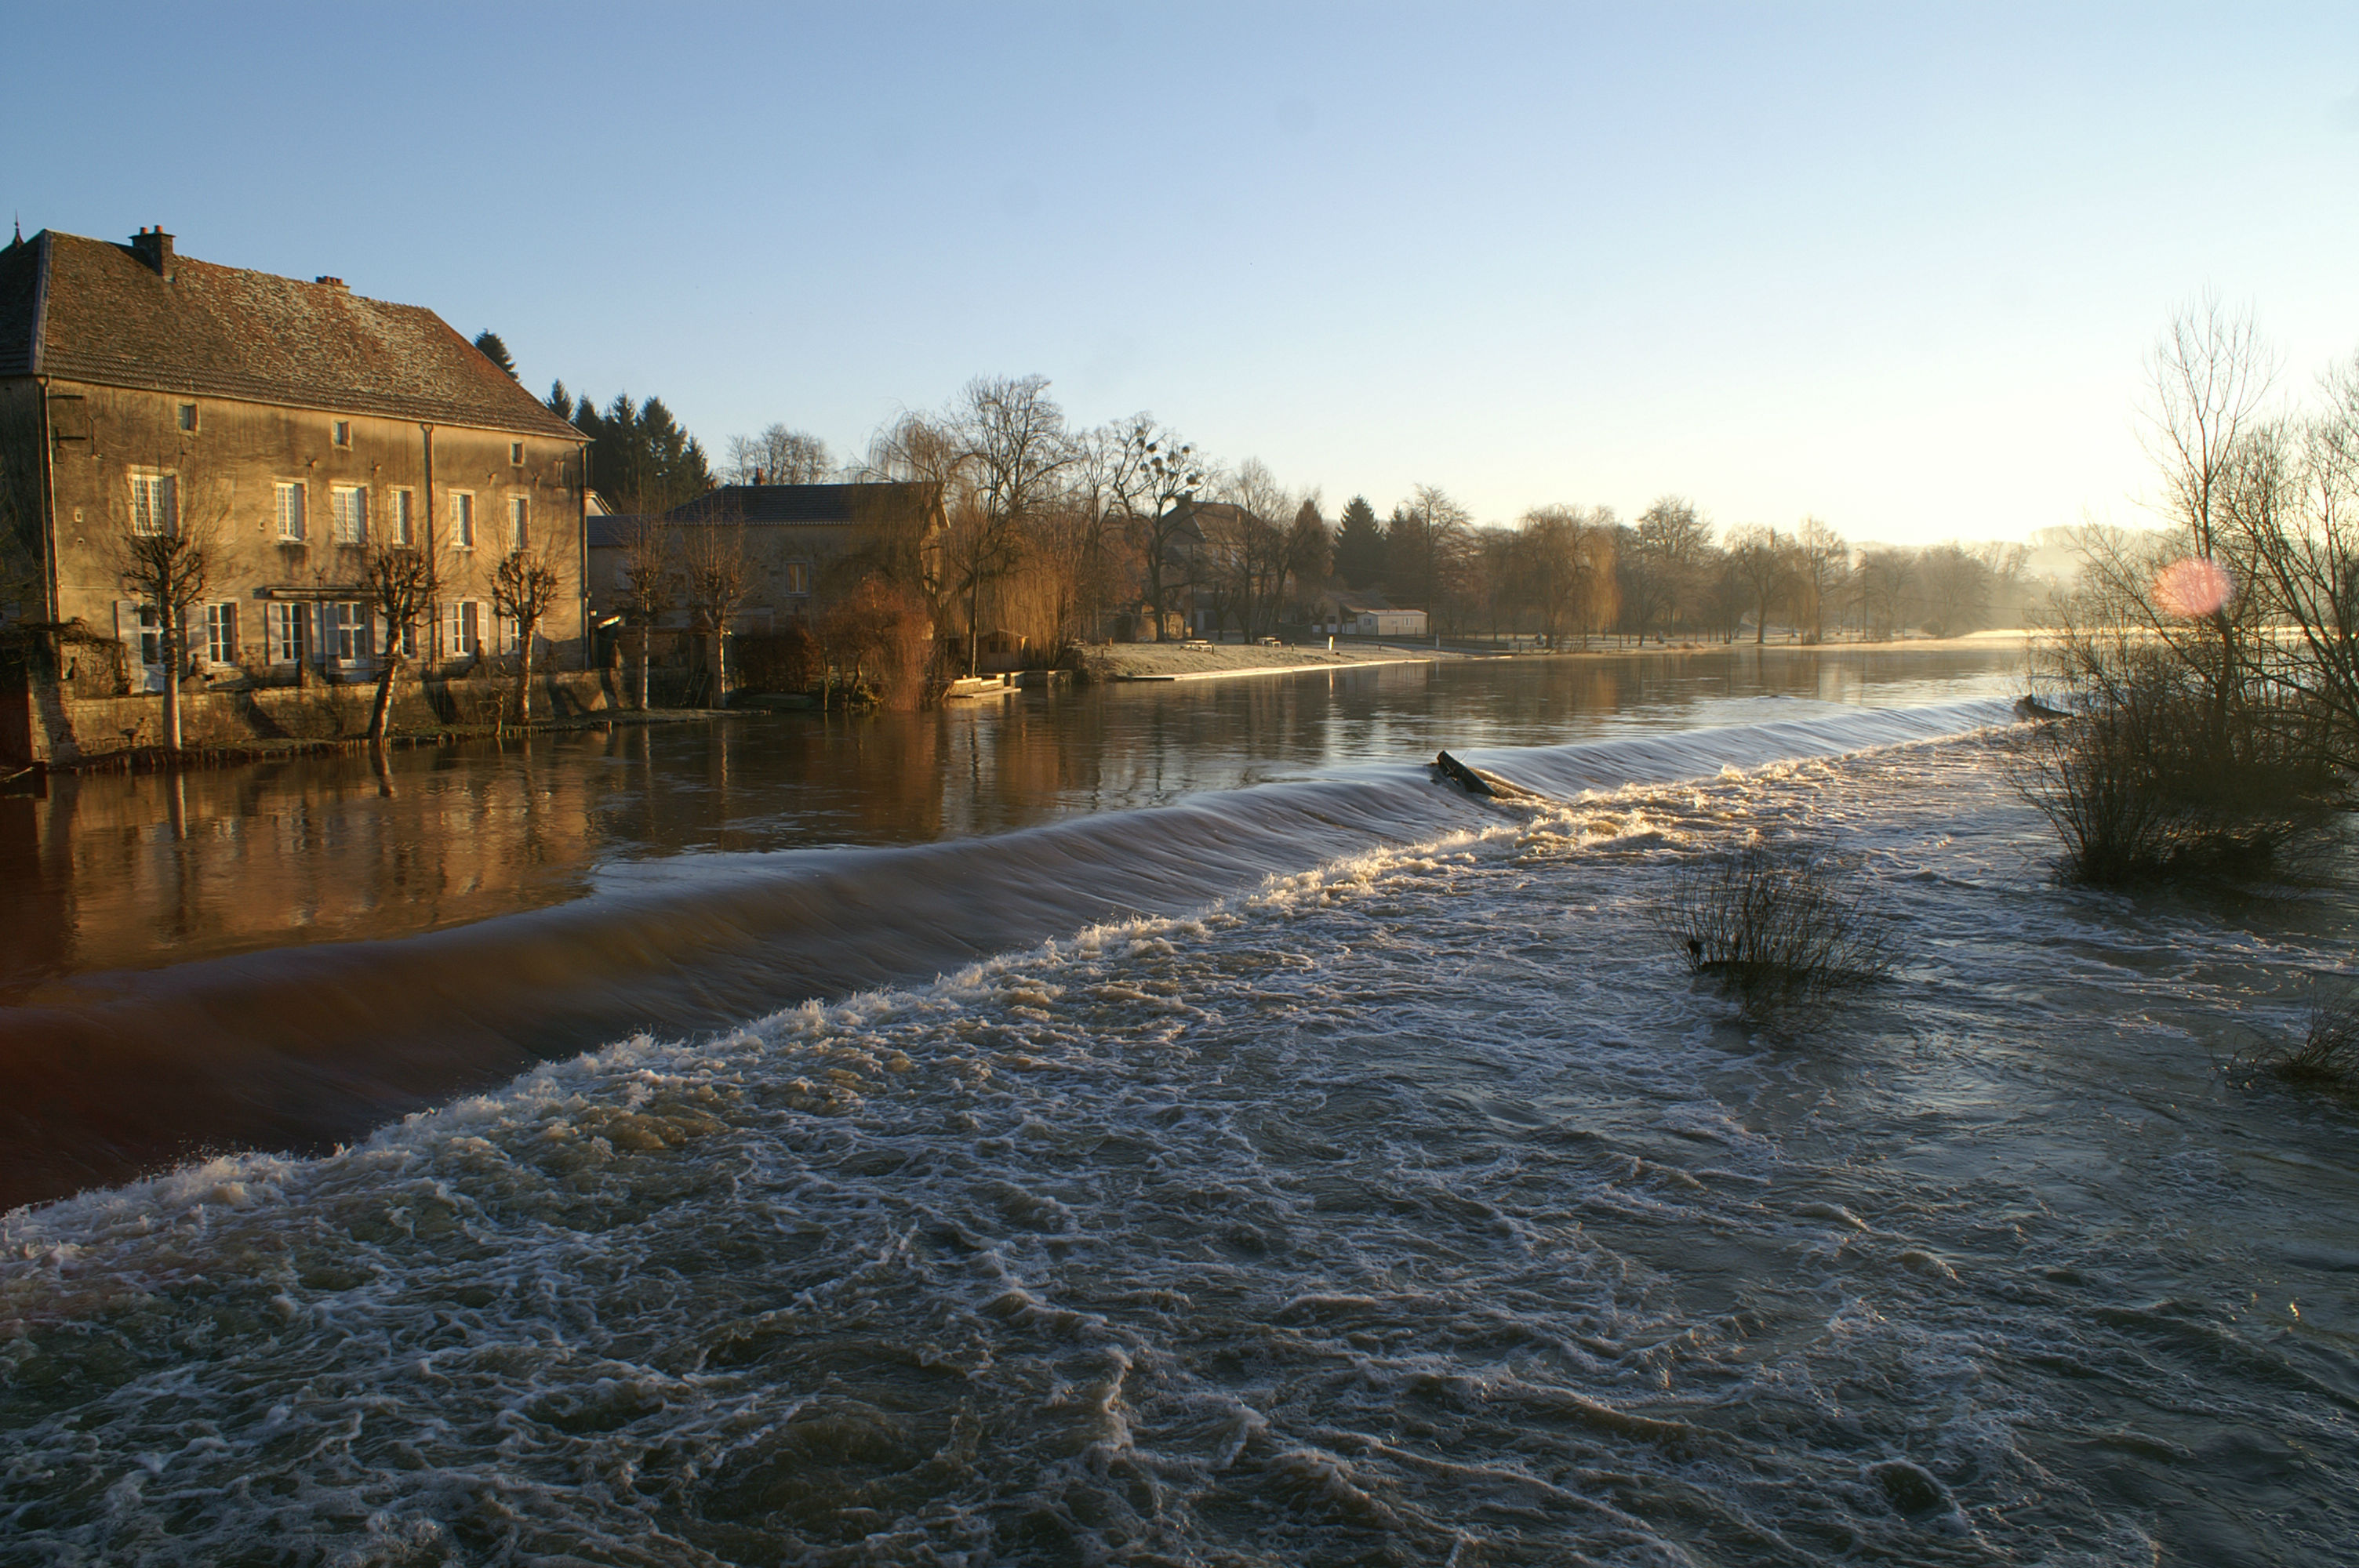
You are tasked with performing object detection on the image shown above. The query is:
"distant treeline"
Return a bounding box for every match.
[534,368,2042,652]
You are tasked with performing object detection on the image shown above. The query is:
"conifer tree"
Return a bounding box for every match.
[1333,495,1387,590]
[570,393,714,512]
[472,331,518,378]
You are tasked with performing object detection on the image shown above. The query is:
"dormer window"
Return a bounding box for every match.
[333,419,351,447]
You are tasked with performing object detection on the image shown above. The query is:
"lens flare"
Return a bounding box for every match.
[2153,556,2234,618]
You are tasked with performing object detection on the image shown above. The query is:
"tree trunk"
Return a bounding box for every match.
[159,617,184,753]
[160,619,184,753]
[368,653,400,742]
[635,628,652,711]
[514,623,536,721]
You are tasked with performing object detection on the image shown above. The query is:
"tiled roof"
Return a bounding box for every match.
[665,483,941,525]
[586,514,656,550]
[0,229,580,441]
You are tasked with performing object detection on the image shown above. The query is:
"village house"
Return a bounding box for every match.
[0,225,588,756]
[585,481,943,637]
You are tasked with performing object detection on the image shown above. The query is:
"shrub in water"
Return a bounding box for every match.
[1653,841,1896,1011]
[2007,654,2336,885]
[2234,989,2359,1098]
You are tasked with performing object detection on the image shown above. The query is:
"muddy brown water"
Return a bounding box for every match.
[0,648,2019,1210]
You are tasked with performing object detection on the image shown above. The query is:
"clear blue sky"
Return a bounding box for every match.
[10,3,2357,543]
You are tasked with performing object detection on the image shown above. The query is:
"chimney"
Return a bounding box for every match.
[314,275,347,291]
[130,225,174,275]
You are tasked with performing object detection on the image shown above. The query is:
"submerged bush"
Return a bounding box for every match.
[2233,990,2359,1098]
[1653,842,1896,1012]
[2008,655,2338,885]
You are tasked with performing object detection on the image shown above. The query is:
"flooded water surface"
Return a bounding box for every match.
[3,643,2354,1563]
[0,648,2016,1203]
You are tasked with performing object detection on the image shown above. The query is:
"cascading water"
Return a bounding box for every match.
[2,695,2353,1563]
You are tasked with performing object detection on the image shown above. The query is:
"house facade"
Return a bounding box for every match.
[586,481,943,634]
[0,227,588,700]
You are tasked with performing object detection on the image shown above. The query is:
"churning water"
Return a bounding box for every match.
[3,661,2355,1563]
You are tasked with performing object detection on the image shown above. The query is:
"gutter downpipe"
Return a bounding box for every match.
[420,422,434,662]
[34,375,60,623]
[577,440,590,671]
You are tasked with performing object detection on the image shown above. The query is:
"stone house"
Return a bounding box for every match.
[585,481,943,637]
[0,225,588,709]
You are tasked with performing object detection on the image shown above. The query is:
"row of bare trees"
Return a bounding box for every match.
[1417,498,2037,646]
[94,459,565,751]
[705,376,2052,664]
[2050,298,2359,782]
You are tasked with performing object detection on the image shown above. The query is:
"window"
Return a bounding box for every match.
[510,496,528,550]
[388,488,416,546]
[496,613,520,652]
[451,492,475,549]
[393,617,418,659]
[269,602,307,664]
[204,603,237,666]
[444,600,481,658]
[129,471,176,537]
[274,481,307,542]
[783,561,812,596]
[323,601,373,662]
[510,441,525,465]
[333,419,351,447]
[133,604,163,667]
[176,402,198,433]
[332,485,369,546]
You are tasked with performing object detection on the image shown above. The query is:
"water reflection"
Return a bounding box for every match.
[0,646,2019,1002]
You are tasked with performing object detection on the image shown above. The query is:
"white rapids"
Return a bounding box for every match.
[2,702,2354,1565]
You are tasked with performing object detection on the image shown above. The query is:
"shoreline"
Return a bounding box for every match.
[1080,630,2036,686]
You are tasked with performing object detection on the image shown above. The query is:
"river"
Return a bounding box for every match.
[2,644,2353,1563]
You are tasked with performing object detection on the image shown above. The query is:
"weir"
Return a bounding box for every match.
[0,698,2012,1209]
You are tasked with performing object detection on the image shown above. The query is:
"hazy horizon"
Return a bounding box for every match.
[10,3,2357,546]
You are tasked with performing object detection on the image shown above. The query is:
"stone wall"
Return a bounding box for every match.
[2,668,629,767]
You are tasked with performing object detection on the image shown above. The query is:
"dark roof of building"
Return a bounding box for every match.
[662,482,942,525]
[586,514,656,550]
[0,228,580,441]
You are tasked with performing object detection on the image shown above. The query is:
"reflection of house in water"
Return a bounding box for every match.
[0,749,602,993]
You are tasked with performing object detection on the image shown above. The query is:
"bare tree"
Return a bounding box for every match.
[2221,364,2359,771]
[726,424,833,485]
[947,375,1074,670]
[108,455,228,753]
[1854,548,1917,639]
[1070,417,1163,641]
[2135,296,2279,748]
[1725,524,1795,644]
[1216,459,1293,637]
[1792,517,1849,643]
[492,546,563,720]
[1516,505,1619,648]
[1620,495,1712,643]
[677,499,750,705]
[615,514,672,710]
[1121,422,1207,641]
[359,537,443,741]
[1387,485,1474,626]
